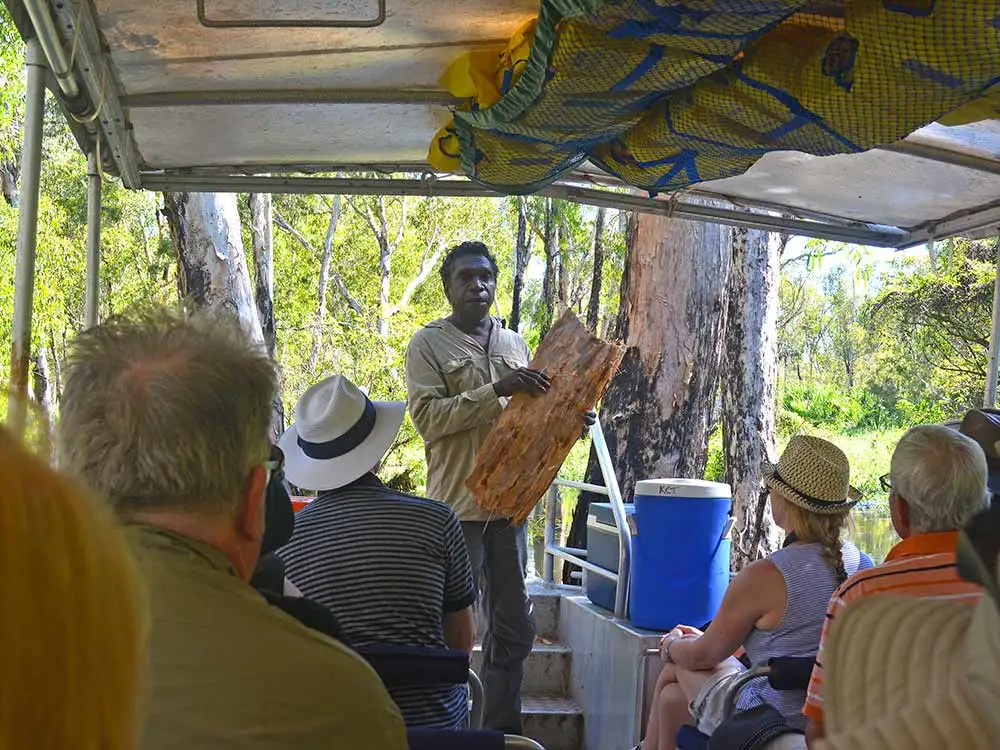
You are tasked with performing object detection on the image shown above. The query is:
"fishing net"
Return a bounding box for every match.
[428,0,1000,193]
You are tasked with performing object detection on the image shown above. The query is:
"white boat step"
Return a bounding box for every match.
[522,696,584,750]
[471,640,572,697]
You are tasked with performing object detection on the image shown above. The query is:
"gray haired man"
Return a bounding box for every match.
[58,307,405,750]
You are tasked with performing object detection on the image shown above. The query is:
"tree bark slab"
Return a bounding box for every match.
[466,310,624,523]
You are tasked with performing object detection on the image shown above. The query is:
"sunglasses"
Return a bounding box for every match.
[879,473,891,493]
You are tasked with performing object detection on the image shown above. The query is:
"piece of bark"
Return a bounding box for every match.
[466,310,625,523]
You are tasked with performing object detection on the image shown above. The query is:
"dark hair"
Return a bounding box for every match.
[439,241,499,288]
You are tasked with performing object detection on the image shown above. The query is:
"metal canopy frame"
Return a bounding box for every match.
[139,172,908,247]
[6,0,1000,421]
[7,0,1000,249]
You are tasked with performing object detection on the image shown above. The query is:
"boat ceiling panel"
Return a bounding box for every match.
[7,0,1000,244]
[93,0,536,93]
[907,121,1000,160]
[130,102,449,168]
[697,142,1000,233]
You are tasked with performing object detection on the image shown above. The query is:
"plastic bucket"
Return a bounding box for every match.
[629,478,732,631]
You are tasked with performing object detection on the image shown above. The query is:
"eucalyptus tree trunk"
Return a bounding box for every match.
[540,199,559,339]
[723,228,781,571]
[31,347,54,452]
[247,193,286,438]
[1,156,17,207]
[594,209,732,487]
[509,197,532,332]
[248,193,277,357]
[564,209,733,581]
[312,195,341,372]
[164,191,265,347]
[587,207,608,331]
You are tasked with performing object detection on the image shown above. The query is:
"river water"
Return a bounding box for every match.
[853,510,898,564]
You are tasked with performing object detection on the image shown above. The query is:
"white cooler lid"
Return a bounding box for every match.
[634,478,731,498]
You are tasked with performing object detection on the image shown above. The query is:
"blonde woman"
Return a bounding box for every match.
[639,436,872,750]
[0,425,146,750]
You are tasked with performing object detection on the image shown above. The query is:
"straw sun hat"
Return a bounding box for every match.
[762,435,861,515]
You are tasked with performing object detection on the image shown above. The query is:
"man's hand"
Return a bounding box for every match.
[580,410,597,439]
[493,368,551,398]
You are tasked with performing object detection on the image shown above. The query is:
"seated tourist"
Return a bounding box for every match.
[251,444,298,595]
[803,424,988,746]
[56,308,406,750]
[0,423,145,750]
[953,408,1000,505]
[250,443,350,644]
[813,502,1000,750]
[639,436,872,750]
[278,374,476,729]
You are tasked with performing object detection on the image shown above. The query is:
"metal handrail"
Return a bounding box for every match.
[505,736,546,750]
[542,416,632,619]
[468,668,484,729]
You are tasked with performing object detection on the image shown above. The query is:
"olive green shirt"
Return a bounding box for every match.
[128,526,407,750]
[406,317,531,522]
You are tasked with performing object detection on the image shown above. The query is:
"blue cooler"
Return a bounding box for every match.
[629,479,732,631]
[584,502,635,612]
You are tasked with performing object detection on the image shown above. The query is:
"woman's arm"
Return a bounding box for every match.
[667,559,786,671]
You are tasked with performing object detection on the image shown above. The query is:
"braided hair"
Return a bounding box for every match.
[782,499,853,584]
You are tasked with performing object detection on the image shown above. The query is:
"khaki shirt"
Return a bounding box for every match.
[406,318,530,521]
[128,526,406,750]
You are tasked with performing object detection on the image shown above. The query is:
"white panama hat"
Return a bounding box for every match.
[279,375,405,491]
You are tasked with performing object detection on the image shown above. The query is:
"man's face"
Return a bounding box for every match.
[446,254,496,319]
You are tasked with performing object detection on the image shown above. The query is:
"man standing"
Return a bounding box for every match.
[803,424,987,746]
[406,240,551,733]
[57,308,406,750]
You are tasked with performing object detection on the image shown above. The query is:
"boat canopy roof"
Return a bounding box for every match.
[6,0,1000,248]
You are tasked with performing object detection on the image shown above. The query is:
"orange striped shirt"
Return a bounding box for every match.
[803,531,982,723]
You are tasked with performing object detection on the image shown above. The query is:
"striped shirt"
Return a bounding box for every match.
[278,474,476,729]
[803,531,983,725]
[737,541,872,730]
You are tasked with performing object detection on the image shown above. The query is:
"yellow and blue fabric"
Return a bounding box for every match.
[428,0,1000,193]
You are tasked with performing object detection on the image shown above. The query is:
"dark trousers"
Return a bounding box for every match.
[461,520,536,734]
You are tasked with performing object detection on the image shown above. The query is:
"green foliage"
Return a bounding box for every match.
[865,237,996,412]
[0,8,24,169]
[704,426,725,483]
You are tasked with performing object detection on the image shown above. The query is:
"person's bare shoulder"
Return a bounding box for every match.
[731,557,786,601]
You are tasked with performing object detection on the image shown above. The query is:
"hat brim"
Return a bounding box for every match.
[762,462,862,515]
[822,595,977,739]
[279,400,406,491]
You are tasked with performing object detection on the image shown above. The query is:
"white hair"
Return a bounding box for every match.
[890,424,989,534]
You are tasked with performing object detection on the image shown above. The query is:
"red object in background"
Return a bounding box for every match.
[290,497,314,513]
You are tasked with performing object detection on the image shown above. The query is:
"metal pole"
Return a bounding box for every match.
[984,237,1000,407]
[8,39,47,436]
[85,149,102,328]
[22,0,80,99]
[543,485,557,583]
[591,416,632,619]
